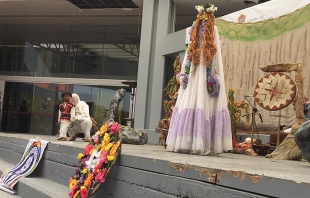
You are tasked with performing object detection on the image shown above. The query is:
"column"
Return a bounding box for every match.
[135,0,174,129]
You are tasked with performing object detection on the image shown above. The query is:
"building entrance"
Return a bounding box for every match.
[0,81,129,136]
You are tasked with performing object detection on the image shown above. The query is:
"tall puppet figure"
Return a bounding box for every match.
[166,4,232,155]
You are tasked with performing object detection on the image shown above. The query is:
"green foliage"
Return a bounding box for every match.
[94,105,107,128]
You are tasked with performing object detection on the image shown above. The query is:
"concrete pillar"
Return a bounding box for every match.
[135,0,174,129]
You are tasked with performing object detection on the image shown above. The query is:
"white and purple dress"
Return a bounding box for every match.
[166,25,232,155]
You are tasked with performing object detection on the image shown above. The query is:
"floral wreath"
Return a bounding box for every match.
[195,4,218,14]
[69,120,122,198]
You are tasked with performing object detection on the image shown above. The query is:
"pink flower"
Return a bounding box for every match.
[100,151,108,159]
[110,122,120,135]
[72,185,79,191]
[93,162,103,174]
[80,188,88,198]
[81,157,89,166]
[68,190,74,197]
[93,136,99,144]
[68,185,79,197]
[95,168,107,183]
[84,145,94,155]
[99,153,107,165]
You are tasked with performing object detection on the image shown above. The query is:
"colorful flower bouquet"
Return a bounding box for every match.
[69,121,122,198]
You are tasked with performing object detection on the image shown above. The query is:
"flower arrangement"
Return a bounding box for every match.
[69,121,122,198]
[207,74,220,97]
[195,4,218,13]
[177,72,189,89]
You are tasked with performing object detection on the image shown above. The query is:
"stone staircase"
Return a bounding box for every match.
[1,133,301,198]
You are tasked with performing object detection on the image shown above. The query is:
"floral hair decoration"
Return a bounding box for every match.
[188,3,217,67]
[195,4,218,14]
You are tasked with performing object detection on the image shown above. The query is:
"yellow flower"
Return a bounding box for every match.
[103,133,110,145]
[89,148,94,155]
[69,179,78,189]
[81,186,86,190]
[82,169,88,174]
[99,124,108,136]
[104,143,113,152]
[104,133,110,141]
[107,155,115,161]
[77,153,84,160]
[96,144,101,151]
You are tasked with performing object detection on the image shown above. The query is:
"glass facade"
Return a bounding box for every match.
[1,81,130,135]
[0,25,138,80]
[0,23,137,135]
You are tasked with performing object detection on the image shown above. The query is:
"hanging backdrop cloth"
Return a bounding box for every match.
[0,139,49,195]
[166,25,232,155]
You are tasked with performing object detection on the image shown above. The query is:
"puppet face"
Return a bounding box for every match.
[71,94,80,105]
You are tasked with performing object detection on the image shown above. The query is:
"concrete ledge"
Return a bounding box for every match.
[93,165,266,198]
[139,129,160,145]
[1,133,310,198]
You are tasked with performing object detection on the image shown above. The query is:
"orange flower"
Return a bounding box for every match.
[73,190,80,198]
[84,173,94,187]
[109,141,120,156]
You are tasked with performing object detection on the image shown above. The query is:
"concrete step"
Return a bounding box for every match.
[0,159,69,198]
[0,190,22,198]
[0,137,81,187]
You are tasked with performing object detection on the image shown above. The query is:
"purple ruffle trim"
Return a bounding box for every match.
[167,106,232,152]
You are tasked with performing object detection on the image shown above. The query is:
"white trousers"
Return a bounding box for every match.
[68,119,92,138]
[59,121,70,138]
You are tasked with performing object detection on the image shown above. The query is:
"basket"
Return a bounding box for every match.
[253,144,271,156]
[270,132,288,146]
[90,129,122,196]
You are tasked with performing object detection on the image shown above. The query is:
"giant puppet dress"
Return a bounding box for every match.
[166,16,232,155]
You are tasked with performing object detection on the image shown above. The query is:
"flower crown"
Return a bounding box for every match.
[195,4,217,13]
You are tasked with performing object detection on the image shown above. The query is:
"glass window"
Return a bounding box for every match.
[0,25,139,80]
[1,82,130,136]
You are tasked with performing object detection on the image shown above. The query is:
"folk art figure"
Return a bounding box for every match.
[166,4,233,155]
